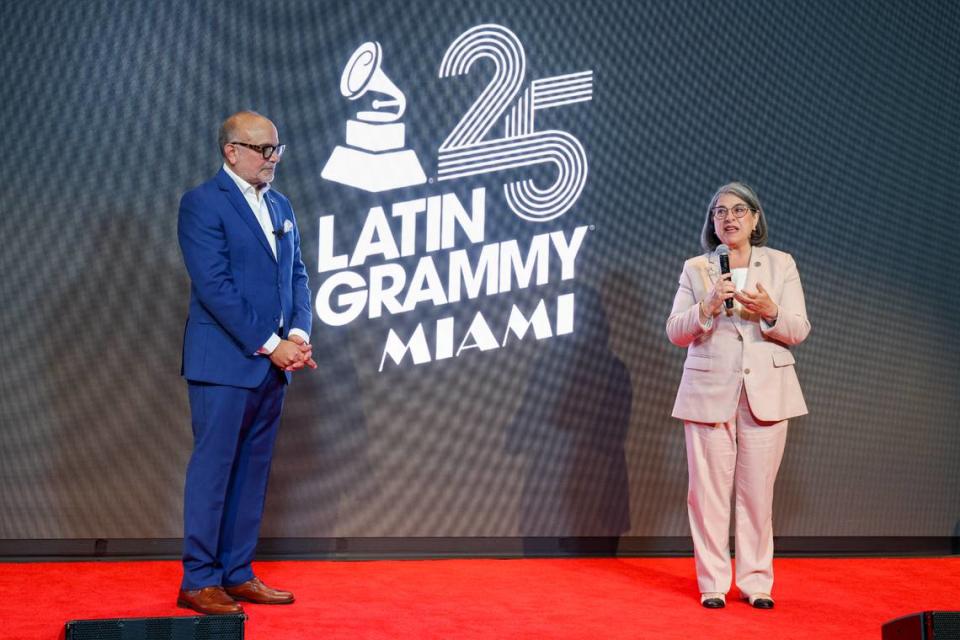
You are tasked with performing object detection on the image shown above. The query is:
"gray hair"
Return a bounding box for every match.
[217,110,263,158]
[699,181,769,252]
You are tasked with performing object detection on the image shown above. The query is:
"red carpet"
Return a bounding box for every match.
[1,557,958,639]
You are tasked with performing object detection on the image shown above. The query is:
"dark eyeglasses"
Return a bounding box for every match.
[711,205,754,220]
[230,141,286,159]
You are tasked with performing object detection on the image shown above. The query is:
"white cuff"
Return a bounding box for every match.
[760,306,780,331]
[257,333,282,355]
[287,328,310,344]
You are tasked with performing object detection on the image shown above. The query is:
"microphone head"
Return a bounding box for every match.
[716,244,729,256]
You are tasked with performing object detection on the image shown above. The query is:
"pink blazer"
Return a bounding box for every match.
[666,246,810,423]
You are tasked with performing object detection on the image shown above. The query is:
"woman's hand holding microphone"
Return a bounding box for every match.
[699,273,736,320]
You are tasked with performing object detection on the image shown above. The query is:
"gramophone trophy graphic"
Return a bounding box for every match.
[321,42,427,192]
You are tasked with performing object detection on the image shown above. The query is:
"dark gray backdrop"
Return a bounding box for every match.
[1,0,958,547]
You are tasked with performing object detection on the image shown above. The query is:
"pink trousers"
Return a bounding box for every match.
[684,389,788,597]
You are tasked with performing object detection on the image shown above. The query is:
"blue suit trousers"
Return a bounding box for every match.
[181,368,286,590]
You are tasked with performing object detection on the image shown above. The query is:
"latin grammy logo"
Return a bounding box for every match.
[321,42,427,192]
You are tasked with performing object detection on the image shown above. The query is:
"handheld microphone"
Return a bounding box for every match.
[716,244,733,310]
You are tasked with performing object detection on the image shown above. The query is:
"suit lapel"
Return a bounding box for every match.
[739,246,767,321]
[691,255,716,303]
[702,253,719,285]
[265,193,282,263]
[743,246,766,294]
[216,169,278,263]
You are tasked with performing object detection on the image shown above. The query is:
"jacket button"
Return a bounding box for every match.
[744,368,751,374]
[737,335,743,341]
[754,261,761,267]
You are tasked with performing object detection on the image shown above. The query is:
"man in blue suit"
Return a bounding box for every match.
[176,111,316,615]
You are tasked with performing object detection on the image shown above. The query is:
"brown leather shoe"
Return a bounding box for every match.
[177,586,243,615]
[225,576,294,604]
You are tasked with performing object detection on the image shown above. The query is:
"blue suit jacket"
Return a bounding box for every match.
[178,168,312,388]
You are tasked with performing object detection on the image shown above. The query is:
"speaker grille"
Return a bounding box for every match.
[931,612,960,640]
[65,614,244,640]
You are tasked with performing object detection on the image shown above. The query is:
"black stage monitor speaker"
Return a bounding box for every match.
[883,611,960,640]
[64,614,244,640]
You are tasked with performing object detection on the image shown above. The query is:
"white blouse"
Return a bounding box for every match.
[730,267,748,291]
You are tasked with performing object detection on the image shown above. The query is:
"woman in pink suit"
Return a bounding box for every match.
[666,182,810,610]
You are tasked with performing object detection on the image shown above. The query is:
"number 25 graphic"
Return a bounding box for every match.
[438,24,593,222]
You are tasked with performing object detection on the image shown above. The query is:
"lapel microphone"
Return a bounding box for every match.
[716,244,733,311]
[273,226,285,238]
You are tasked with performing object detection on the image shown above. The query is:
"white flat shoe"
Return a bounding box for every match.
[745,593,775,609]
[700,592,726,608]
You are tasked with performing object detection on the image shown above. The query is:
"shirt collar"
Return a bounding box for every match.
[222,163,271,200]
